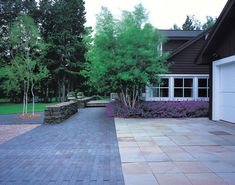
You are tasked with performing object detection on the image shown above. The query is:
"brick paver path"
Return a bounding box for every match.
[0,108,124,185]
[0,124,39,144]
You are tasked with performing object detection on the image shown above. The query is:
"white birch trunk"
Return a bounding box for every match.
[31,83,35,115]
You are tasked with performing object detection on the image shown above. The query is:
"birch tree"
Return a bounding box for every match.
[3,14,48,115]
[82,4,169,108]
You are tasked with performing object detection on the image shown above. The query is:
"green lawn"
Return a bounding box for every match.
[0,102,57,114]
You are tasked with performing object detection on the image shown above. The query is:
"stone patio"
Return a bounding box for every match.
[115,118,235,185]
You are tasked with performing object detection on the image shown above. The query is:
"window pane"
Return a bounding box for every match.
[161,79,169,87]
[160,88,169,97]
[184,79,193,87]
[174,88,183,97]
[198,89,207,97]
[184,88,193,97]
[174,79,183,87]
[152,88,159,97]
[198,79,207,87]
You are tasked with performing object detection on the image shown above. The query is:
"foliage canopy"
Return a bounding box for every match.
[82,4,169,107]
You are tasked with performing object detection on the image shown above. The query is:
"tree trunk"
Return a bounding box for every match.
[67,81,70,95]
[22,81,26,115]
[118,85,139,108]
[61,76,66,102]
[31,82,35,115]
[45,85,49,103]
[25,77,30,114]
[58,81,61,102]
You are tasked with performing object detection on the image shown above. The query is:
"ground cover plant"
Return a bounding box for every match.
[107,101,209,118]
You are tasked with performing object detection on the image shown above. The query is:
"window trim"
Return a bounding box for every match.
[145,74,209,101]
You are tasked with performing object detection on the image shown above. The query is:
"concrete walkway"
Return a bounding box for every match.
[0,108,124,185]
[115,118,235,185]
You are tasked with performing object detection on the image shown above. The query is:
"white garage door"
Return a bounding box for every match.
[213,56,235,123]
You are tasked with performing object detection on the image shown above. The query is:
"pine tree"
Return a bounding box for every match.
[39,0,86,102]
[182,15,201,30]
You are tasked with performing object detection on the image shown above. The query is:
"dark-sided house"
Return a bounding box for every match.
[197,0,235,123]
[145,29,210,101]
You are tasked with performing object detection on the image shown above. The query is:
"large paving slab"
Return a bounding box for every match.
[115,118,235,185]
[0,108,124,185]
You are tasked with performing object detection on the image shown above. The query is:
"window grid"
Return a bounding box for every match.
[152,78,169,98]
[174,78,193,98]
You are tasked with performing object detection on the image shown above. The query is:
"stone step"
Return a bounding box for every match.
[86,100,110,107]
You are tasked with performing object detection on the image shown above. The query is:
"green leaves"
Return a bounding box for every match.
[82,4,169,95]
[2,14,48,94]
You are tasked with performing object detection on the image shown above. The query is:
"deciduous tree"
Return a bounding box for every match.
[82,4,169,108]
[3,14,48,115]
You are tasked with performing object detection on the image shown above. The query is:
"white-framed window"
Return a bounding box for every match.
[145,74,209,101]
[174,78,193,98]
[151,78,169,98]
[198,78,209,98]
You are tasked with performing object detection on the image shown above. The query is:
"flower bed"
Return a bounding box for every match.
[106,101,209,118]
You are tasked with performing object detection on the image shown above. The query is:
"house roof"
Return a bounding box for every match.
[196,0,235,64]
[159,30,202,39]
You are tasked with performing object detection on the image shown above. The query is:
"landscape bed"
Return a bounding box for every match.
[106,101,209,118]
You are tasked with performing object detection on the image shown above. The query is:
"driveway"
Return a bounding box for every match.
[115,118,235,185]
[0,108,124,185]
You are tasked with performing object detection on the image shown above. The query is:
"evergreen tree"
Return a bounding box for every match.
[39,0,86,102]
[182,15,201,30]
[172,24,181,30]
[202,16,217,30]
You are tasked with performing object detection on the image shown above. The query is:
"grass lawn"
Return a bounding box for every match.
[0,102,57,114]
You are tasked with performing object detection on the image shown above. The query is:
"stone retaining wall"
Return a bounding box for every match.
[44,101,78,124]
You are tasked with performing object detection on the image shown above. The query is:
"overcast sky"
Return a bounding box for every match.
[85,0,227,29]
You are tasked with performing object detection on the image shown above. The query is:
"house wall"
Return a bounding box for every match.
[213,25,235,59]
[168,36,209,74]
[163,40,188,53]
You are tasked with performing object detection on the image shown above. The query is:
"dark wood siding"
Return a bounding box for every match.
[163,40,188,53]
[213,25,235,59]
[202,1,235,63]
[168,37,209,74]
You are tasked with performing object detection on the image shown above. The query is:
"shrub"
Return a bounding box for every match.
[106,100,209,118]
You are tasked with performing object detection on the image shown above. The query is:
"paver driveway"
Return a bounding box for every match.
[115,118,235,185]
[0,108,124,185]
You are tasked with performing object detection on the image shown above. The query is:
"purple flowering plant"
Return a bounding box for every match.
[106,100,209,118]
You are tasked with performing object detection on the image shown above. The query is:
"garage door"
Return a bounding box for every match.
[214,58,235,123]
[220,61,235,123]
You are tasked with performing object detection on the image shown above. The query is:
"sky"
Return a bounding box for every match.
[85,0,228,29]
